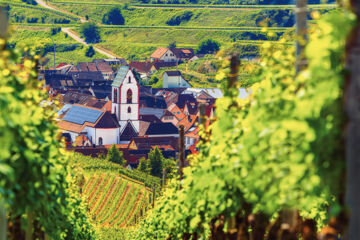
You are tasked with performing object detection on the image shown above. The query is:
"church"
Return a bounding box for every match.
[58,66,140,146]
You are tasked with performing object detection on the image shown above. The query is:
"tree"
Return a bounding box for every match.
[148,147,164,178]
[80,22,101,43]
[168,41,177,49]
[106,144,125,165]
[197,38,220,54]
[138,157,149,173]
[85,45,95,57]
[102,7,125,25]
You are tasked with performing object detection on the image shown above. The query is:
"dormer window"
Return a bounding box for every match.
[128,76,131,83]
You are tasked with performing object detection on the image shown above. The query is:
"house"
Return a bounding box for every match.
[128,136,179,151]
[163,71,191,88]
[139,93,167,109]
[58,105,121,145]
[151,61,178,72]
[77,62,114,80]
[168,103,186,122]
[129,61,153,77]
[58,66,141,146]
[185,127,199,149]
[145,122,179,137]
[161,110,178,126]
[93,58,127,66]
[150,48,195,63]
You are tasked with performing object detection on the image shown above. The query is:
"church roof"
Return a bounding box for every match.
[94,112,120,128]
[145,122,179,135]
[112,66,130,87]
[120,122,138,141]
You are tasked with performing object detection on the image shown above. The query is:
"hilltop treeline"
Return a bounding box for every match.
[138,0,335,5]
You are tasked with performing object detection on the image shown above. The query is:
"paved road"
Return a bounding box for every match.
[62,28,118,59]
[35,0,87,23]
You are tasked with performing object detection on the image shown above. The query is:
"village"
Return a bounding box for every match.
[41,46,249,168]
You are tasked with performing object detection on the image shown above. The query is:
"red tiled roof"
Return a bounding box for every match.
[87,62,98,72]
[96,62,113,73]
[150,48,169,59]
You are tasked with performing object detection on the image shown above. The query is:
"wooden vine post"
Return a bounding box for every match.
[295,0,308,73]
[345,1,360,239]
[179,125,185,186]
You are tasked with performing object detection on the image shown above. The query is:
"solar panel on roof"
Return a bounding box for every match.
[63,105,103,125]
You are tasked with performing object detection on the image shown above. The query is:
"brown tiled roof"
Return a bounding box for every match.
[139,121,150,136]
[129,61,153,74]
[129,136,179,150]
[87,62,98,72]
[58,120,84,133]
[170,48,195,60]
[150,48,169,59]
[96,62,113,73]
[77,62,89,72]
[177,114,197,132]
[168,103,185,121]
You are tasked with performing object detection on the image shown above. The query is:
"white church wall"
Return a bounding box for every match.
[95,128,119,145]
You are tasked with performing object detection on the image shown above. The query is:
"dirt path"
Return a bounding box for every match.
[35,0,87,23]
[62,28,118,58]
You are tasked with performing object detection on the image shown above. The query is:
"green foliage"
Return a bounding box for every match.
[0,37,95,239]
[21,0,37,5]
[197,38,220,54]
[85,45,96,57]
[138,157,150,173]
[133,9,356,239]
[168,41,177,48]
[51,27,61,35]
[149,147,164,178]
[107,144,125,165]
[80,22,101,43]
[102,7,125,25]
[166,10,193,26]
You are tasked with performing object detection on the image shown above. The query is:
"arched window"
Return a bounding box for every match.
[113,89,118,103]
[128,107,131,113]
[98,137,103,145]
[128,76,131,83]
[127,89,133,104]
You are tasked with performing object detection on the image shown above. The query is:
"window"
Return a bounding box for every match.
[98,137,103,145]
[128,76,131,83]
[127,89,133,104]
[113,89,118,103]
[128,107,131,113]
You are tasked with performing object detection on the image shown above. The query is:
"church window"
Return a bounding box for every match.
[127,89,133,104]
[128,76,131,83]
[98,137,103,145]
[113,89,118,103]
[128,107,131,113]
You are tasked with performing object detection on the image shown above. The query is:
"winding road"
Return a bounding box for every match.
[34,0,119,59]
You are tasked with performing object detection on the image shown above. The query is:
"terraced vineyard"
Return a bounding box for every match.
[83,172,151,228]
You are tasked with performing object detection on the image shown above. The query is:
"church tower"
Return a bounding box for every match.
[111,66,140,133]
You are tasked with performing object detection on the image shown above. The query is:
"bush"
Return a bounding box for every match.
[197,38,220,54]
[107,144,125,165]
[51,27,61,35]
[166,11,193,26]
[21,0,37,5]
[102,7,125,25]
[80,22,101,43]
[54,18,71,24]
[85,45,96,57]
[26,17,38,23]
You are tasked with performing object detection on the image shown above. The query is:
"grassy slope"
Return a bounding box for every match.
[9,28,108,67]
[6,4,75,24]
[69,154,154,238]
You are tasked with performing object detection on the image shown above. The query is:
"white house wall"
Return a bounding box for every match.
[95,128,119,145]
[160,49,178,62]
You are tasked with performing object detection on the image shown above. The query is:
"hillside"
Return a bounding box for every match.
[69,153,160,238]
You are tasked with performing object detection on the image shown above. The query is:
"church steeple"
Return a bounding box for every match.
[111,66,140,133]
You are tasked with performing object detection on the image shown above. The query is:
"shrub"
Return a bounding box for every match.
[102,7,125,25]
[85,45,96,57]
[197,38,220,54]
[166,11,193,26]
[107,144,125,165]
[80,22,101,43]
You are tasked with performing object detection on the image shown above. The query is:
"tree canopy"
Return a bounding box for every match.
[197,39,220,54]
[80,22,101,43]
[102,7,125,25]
[107,144,125,165]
